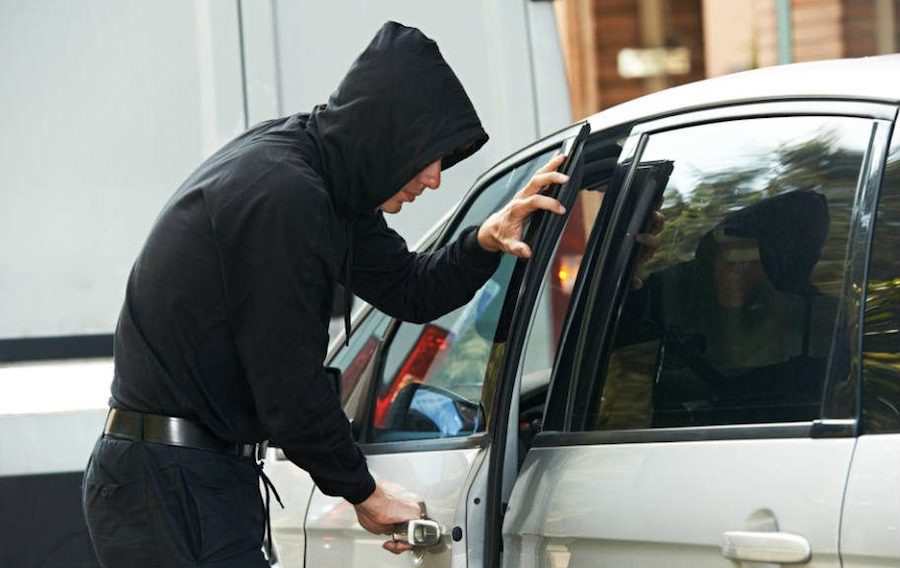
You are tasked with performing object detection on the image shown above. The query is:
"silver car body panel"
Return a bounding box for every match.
[503,438,855,566]
[304,447,482,567]
[841,434,900,566]
[266,448,316,567]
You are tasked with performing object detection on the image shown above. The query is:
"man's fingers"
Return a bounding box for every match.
[522,171,570,196]
[634,232,660,251]
[534,154,566,175]
[649,211,665,235]
[363,518,393,535]
[499,239,531,259]
[522,194,566,215]
[382,540,414,554]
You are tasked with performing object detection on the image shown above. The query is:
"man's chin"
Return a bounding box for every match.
[378,202,403,214]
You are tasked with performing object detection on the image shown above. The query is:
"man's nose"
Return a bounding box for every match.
[420,161,441,189]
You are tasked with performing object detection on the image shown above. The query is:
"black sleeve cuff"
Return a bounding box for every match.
[344,473,377,505]
[462,225,502,270]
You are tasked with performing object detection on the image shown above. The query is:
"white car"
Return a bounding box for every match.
[265,53,900,567]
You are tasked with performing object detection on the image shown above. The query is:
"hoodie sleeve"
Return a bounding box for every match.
[349,211,502,323]
[218,174,375,504]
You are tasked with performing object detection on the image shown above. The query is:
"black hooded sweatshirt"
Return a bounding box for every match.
[110,22,499,504]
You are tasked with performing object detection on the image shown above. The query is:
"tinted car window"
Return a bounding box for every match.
[583,116,871,430]
[521,189,604,381]
[371,149,558,443]
[517,187,606,451]
[863,132,900,434]
[330,309,391,408]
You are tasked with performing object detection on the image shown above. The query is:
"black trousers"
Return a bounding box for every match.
[82,436,267,567]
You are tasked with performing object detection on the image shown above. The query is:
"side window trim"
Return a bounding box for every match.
[547,131,647,431]
[532,421,816,448]
[482,129,593,568]
[855,116,900,433]
[556,104,893,440]
[819,119,892,425]
[543,132,646,431]
[629,100,897,137]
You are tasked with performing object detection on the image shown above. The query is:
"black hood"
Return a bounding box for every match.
[307,21,489,219]
[696,190,830,294]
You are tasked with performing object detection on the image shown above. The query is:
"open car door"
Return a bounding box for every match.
[501,104,887,567]
[267,124,591,567]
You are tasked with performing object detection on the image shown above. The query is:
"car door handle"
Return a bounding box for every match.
[721,530,811,564]
[392,518,442,547]
[391,502,443,548]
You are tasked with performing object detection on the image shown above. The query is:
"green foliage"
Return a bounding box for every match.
[641,130,864,297]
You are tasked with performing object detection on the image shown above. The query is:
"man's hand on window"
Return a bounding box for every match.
[477,155,569,259]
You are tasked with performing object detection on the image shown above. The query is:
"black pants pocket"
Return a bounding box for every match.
[173,457,265,565]
[83,440,157,566]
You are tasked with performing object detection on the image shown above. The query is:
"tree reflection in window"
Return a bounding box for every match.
[593,117,871,430]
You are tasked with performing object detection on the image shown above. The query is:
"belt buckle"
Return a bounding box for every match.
[256,440,269,462]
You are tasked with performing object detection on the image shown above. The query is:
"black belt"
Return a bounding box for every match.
[103,408,265,460]
[103,407,284,560]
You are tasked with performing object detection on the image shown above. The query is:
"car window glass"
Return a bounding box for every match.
[522,188,605,380]
[582,115,871,430]
[371,148,558,443]
[330,309,391,406]
[518,187,606,443]
[863,132,900,434]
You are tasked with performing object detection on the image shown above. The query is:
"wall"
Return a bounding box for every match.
[554,0,706,116]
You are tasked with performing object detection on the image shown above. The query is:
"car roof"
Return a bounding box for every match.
[588,54,900,133]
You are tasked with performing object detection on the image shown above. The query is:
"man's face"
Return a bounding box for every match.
[378,159,442,214]
[713,238,766,307]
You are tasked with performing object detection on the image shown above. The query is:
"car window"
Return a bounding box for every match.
[330,309,391,407]
[517,185,606,449]
[863,130,900,434]
[371,148,558,443]
[580,115,871,430]
[521,189,604,381]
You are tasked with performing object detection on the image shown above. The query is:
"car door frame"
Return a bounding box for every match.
[476,123,596,567]
[297,123,588,567]
[841,107,900,566]
[495,99,896,566]
[346,124,585,456]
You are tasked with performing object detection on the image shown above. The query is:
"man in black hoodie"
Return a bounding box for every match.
[82,22,569,566]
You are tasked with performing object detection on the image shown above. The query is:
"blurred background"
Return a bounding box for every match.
[1,1,897,566]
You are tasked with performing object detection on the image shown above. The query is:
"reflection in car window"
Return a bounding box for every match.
[330,309,391,410]
[585,116,871,430]
[864,133,900,434]
[371,149,558,443]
